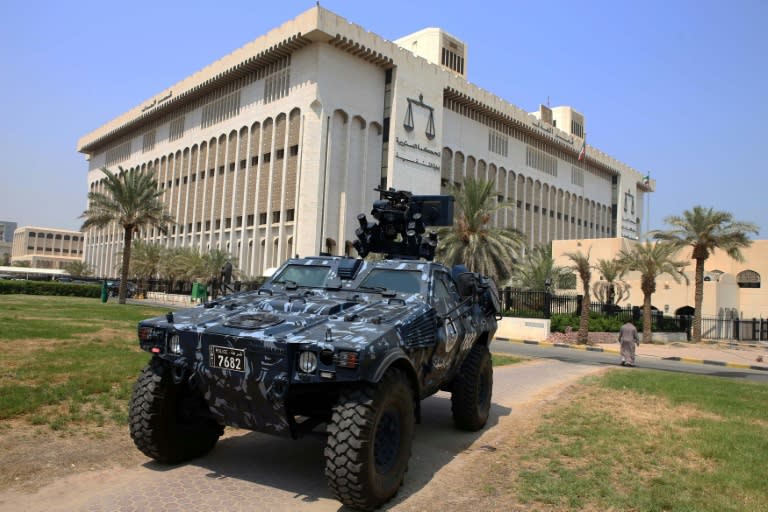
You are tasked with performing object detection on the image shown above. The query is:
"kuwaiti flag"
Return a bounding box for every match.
[577,138,586,161]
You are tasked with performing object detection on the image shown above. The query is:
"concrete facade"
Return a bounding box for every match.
[78,7,652,278]
[0,221,16,243]
[11,226,85,269]
[552,238,767,319]
[0,221,16,263]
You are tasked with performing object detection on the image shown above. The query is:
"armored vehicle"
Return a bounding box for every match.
[129,189,501,510]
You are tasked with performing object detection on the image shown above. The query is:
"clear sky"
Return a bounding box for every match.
[1,0,765,237]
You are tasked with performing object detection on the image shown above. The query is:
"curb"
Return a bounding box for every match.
[495,337,768,372]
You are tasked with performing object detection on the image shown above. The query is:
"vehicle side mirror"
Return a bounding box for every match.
[455,273,477,298]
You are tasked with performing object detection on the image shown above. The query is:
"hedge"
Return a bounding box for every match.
[0,280,101,298]
[550,312,685,333]
[550,312,627,333]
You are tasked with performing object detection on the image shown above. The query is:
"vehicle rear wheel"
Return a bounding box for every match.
[325,368,415,511]
[451,343,493,431]
[129,357,223,464]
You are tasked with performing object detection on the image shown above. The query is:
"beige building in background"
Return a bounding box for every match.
[552,238,767,319]
[78,6,652,278]
[11,227,85,269]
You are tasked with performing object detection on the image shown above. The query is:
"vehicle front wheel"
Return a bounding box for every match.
[129,358,223,464]
[451,343,493,431]
[325,368,415,511]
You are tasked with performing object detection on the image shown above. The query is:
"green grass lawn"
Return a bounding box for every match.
[507,370,768,512]
[492,353,525,366]
[0,295,166,429]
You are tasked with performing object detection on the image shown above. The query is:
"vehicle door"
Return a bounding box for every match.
[427,270,469,382]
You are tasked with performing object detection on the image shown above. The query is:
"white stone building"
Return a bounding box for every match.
[77,6,652,278]
[10,226,85,269]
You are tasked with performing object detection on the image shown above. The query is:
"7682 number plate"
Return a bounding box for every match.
[209,345,245,372]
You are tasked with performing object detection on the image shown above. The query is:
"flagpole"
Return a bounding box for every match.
[645,173,651,241]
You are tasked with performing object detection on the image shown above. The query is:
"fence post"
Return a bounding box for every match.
[752,318,758,341]
[733,318,740,341]
[501,287,510,312]
[576,294,583,316]
[543,290,552,319]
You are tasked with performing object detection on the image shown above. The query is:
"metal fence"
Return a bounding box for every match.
[136,278,266,298]
[499,288,645,319]
[699,316,768,342]
[499,287,767,342]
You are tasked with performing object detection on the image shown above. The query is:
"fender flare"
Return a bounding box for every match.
[368,349,423,422]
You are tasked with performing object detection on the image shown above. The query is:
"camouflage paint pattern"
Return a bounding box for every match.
[137,256,498,438]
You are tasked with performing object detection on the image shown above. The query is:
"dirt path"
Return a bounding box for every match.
[0,360,603,512]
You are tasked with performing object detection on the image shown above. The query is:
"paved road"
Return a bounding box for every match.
[491,340,768,383]
[0,360,600,512]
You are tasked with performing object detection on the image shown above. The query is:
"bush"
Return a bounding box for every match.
[0,280,101,298]
[550,312,628,333]
[551,313,689,334]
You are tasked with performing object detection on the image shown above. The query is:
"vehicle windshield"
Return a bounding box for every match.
[271,265,331,288]
[358,269,423,294]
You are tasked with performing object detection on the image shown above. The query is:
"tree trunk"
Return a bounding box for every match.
[642,292,653,344]
[692,257,705,342]
[119,226,133,305]
[577,285,590,344]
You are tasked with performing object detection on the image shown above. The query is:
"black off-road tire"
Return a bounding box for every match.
[451,343,493,431]
[129,357,223,464]
[325,368,415,511]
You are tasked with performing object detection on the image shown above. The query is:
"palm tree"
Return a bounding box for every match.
[651,206,758,342]
[201,248,238,280]
[128,241,163,294]
[80,167,173,304]
[593,258,630,306]
[510,243,571,291]
[564,250,592,344]
[157,246,190,292]
[617,241,688,343]
[62,260,93,278]
[435,177,525,284]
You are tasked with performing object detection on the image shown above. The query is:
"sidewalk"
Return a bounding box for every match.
[496,336,768,372]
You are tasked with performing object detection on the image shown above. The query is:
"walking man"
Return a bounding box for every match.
[618,321,640,366]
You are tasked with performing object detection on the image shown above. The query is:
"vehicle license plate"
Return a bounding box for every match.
[209,345,245,372]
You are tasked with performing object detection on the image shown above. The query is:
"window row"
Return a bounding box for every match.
[201,90,241,129]
[156,145,300,190]
[443,90,613,183]
[25,233,81,241]
[24,246,83,254]
[488,129,509,157]
[105,140,131,166]
[93,56,293,166]
[526,146,558,177]
[571,166,584,187]
[441,47,465,74]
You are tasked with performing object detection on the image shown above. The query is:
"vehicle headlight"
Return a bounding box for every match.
[298,351,318,373]
[169,334,181,354]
